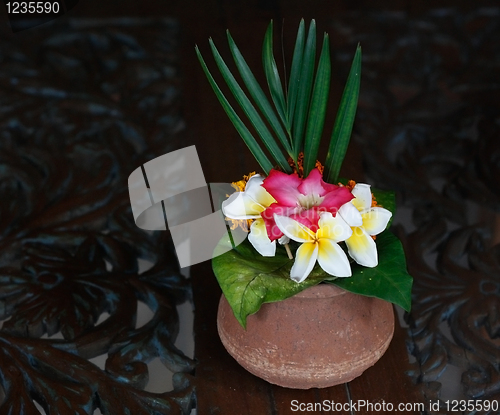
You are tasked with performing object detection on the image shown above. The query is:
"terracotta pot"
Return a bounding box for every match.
[217,284,394,389]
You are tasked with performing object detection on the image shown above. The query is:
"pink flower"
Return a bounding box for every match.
[261,169,354,241]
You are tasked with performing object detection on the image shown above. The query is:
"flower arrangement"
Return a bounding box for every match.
[197,20,412,328]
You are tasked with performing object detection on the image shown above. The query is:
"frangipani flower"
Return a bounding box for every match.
[222,174,287,256]
[261,168,353,241]
[274,212,352,283]
[339,183,392,267]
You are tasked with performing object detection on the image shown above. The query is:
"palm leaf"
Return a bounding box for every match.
[286,19,305,143]
[303,33,331,176]
[227,31,293,158]
[196,45,274,173]
[291,20,316,159]
[324,45,361,183]
[262,21,288,132]
[208,39,291,172]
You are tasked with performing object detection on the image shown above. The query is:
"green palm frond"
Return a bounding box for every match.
[196,45,274,173]
[263,21,289,137]
[303,33,331,175]
[291,20,316,162]
[286,19,305,141]
[197,19,361,179]
[227,31,292,158]
[324,45,361,183]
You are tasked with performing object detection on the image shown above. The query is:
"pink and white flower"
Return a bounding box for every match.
[261,168,354,241]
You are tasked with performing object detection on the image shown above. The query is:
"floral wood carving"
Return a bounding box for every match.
[330,8,500,414]
[0,17,194,414]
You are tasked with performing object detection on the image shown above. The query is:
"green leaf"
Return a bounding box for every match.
[324,45,362,183]
[286,19,305,140]
[292,20,316,159]
[212,237,325,328]
[196,45,274,174]
[329,231,413,312]
[263,21,288,133]
[208,39,291,172]
[303,33,331,176]
[227,31,293,158]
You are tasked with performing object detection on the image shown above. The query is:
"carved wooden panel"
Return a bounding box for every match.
[0,17,195,414]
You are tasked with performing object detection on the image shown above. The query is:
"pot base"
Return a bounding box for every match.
[217,284,395,389]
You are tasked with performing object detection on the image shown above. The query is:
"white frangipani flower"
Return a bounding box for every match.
[274,212,352,283]
[222,174,288,256]
[338,183,392,267]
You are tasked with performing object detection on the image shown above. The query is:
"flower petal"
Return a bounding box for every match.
[261,204,300,241]
[298,168,335,197]
[262,169,302,206]
[338,201,363,227]
[244,174,276,207]
[319,186,354,215]
[361,207,392,235]
[346,226,378,267]
[290,242,318,283]
[317,239,352,277]
[274,214,316,243]
[351,183,372,212]
[316,212,352,243]
[289,209,321,233]
[222,192,264,219]
[248,218,276,257]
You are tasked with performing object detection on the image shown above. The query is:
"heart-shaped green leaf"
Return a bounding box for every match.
[212,235,325,328]
[329,231,413,312]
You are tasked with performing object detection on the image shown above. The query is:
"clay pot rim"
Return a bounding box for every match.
[293,283,347,299]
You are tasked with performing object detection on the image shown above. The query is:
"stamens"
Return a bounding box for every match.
[225,217,252,233]
[231,171,257,192]
[287,152,324,178]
